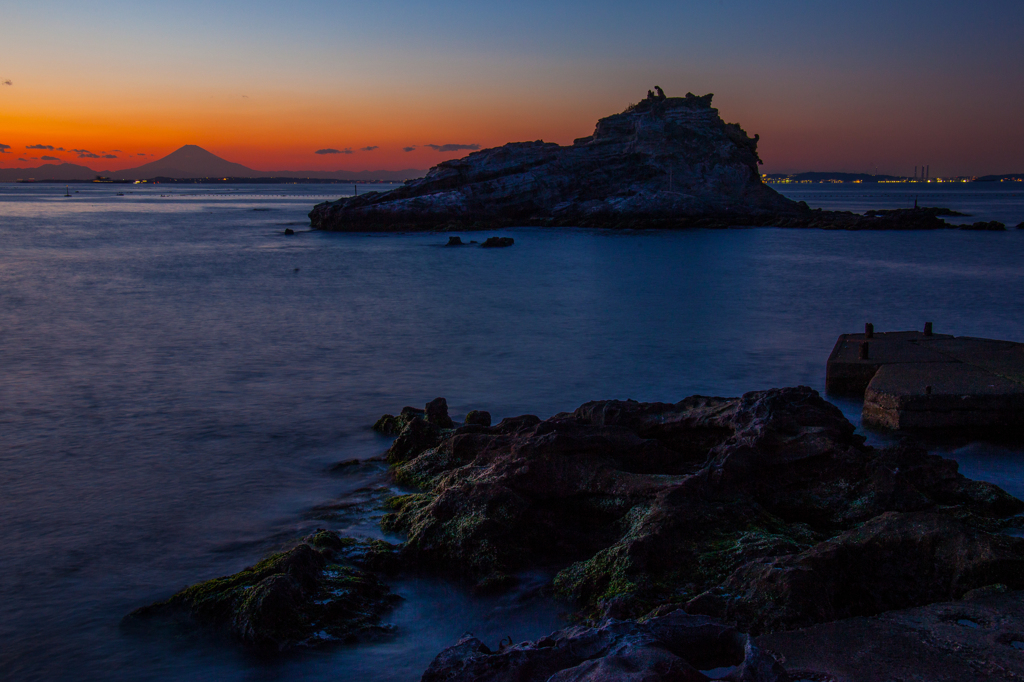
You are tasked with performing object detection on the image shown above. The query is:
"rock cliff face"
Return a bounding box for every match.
[309,90,804,231]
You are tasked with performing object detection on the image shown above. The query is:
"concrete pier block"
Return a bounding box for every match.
[826,330,1024,432]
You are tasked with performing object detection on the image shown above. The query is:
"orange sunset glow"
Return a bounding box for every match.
[2,1,1022,175]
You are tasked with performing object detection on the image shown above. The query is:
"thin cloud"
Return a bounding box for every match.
[57,147,64,151]
[112,149,121,152]
[137,153,147,156]
[41,155,59,161]
[402,146,417,152]
[315,148,353,155]
[78,152,100,158]
[26,144,55,150]
[425,143,481,152]
[0,143,10,153]
[360,145,379,151]
[70,148,91,154]
[18,157,27,161]
[102,154,117,159]
[1,79,11,86]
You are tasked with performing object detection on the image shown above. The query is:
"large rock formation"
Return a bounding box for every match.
[310,90,804,231]
[380,388,1024,634]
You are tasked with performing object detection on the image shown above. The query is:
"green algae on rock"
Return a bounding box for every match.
[126,531,401,651]
[376,387,1024,634]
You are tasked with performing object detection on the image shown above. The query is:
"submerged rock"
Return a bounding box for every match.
[422,610,787,682]
[480,236,514,248]
[960,220,1006,231]
[126,531,401,651]
[446,236,465,246]
[377,387,1024,634]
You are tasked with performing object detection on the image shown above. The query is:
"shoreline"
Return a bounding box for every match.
[128,389,1024,680]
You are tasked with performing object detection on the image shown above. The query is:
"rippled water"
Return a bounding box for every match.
[1,182,1023,681]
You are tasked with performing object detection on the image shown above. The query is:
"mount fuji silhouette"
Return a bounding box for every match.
[110,145,256,179]
[0,145,424,182]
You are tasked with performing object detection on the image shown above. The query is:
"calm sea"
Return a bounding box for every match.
[1,182,1023,681]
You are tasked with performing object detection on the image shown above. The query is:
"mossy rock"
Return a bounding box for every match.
[126,532,401,651]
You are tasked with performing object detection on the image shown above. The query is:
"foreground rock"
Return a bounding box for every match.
[757,588,1024,681]
[380,387,1024,634]
[423,610,786,682]
[126,531,401,650]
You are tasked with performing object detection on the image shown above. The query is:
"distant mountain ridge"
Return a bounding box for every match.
[110,145,255,180]
[0,145,425,182]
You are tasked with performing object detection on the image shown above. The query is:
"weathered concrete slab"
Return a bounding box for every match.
[826,331,956,395]
[927,337,1024,386]
[757,589,1024,682]
[826,328,1024,432]
[865,363,1024,430]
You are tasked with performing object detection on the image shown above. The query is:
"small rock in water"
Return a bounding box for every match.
[446,236,464,246]
[463,410,491,427]
[480,236,514,248]
[960,221,1006,231]
[284,228,295,235]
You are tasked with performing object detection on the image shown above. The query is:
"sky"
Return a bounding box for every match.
[1,0,1023,175]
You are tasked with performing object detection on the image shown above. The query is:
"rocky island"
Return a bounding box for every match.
[309,89,1006,232]
[130,390,1024,680]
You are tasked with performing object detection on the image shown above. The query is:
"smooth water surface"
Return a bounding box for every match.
[2,182,1023,681]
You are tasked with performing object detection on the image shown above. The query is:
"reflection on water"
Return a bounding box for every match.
[1,182,1023,680]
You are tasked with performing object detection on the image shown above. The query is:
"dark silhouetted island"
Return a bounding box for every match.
[308,90,1009,232]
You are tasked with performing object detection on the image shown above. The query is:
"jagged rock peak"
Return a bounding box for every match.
[309,89,804,231]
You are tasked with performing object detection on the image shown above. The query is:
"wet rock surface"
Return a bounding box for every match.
[125,531,402,650]
[422,610,787,682]
[380,387,1024,634]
